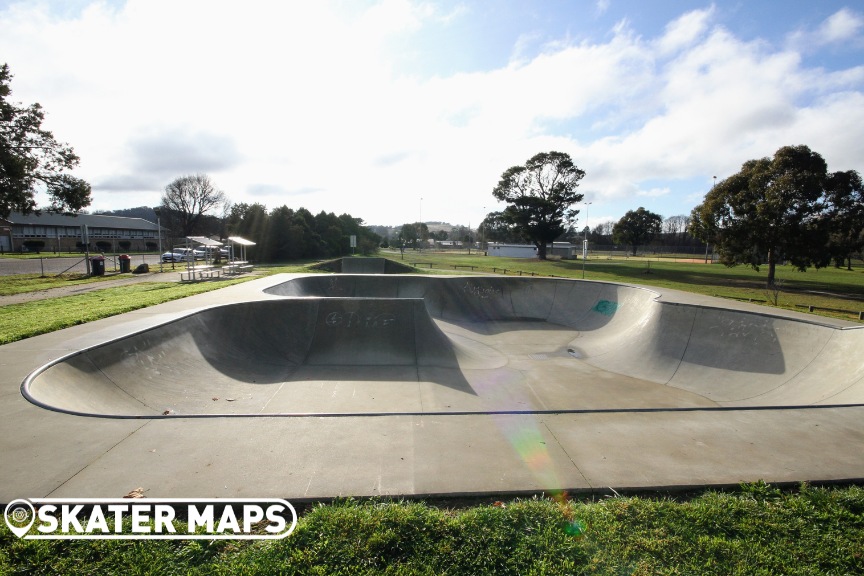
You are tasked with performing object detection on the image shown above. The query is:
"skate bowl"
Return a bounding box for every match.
[309,257,415,274]
[22,275,864,418]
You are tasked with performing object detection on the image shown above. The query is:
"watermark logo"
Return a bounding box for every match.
[4,498,297,540]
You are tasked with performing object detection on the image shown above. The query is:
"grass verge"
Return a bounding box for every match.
[0,263,320,344]
[1,483,861,575]
[0,272,136,296]
[0,280,249,344]
[384,250,864,323]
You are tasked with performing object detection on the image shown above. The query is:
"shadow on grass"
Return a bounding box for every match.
[550,260,864,297]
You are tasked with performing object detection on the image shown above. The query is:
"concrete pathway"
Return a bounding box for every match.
[1,273,862,505]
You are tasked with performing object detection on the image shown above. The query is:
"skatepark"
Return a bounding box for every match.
[1,267,863,502]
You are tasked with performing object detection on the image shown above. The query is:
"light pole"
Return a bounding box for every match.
[419,197,423,252]
[582,201,592,279]
[704,176,715,263]
[480,206,486,252]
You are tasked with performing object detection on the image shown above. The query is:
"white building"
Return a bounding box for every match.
[487,242,576,259]
[0,212,160,253]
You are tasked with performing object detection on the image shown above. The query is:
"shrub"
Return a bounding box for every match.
[22,240,45,253]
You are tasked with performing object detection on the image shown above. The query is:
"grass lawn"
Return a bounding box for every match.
[0,272,140,296]
[2,257,863,574]
[1,483,862,575]
[385,250,864,323]
[0,263,313,344]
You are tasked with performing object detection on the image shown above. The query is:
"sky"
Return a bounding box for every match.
[1,0,862,230]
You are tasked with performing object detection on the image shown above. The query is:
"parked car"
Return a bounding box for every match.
[161,248,194,263]
[193,247,229,260]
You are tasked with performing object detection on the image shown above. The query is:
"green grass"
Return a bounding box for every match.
[0,281,247,344]
[0,272,137,296]
[384,250,864,323]
[1,483,862,575]
[0,263,321,344]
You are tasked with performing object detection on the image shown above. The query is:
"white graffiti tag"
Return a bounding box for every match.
[462,282,504,299]
[325,311,397,328]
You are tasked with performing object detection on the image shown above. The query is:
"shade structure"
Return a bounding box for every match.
[227,236,256,261]
[186,236,223,246]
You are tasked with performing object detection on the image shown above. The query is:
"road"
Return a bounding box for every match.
[0,254,171,276]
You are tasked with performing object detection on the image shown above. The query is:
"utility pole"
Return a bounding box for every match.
[582,201,592,279]
[704,176,716,263]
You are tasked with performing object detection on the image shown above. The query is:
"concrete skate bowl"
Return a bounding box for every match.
[309,257,415,274]
[23,275,864,419]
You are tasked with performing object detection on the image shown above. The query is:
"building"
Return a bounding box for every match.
[487,242,577,259]
[0,212,161,253]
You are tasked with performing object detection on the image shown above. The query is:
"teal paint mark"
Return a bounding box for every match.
[592,300,619,316]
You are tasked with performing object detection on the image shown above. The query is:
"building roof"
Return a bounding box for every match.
[4,212,159,231]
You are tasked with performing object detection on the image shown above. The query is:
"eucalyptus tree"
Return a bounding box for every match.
[613,207,663,256]
[690,145,830,286]
[492,151,585,259]
[0,63,91,217]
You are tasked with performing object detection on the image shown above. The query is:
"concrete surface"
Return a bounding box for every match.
[1,273,863,503]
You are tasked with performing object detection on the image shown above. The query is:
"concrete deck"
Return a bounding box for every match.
[2,273,863,503]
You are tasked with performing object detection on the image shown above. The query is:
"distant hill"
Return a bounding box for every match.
[93,206,157,222]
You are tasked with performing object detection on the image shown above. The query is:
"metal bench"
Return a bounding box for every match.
[223,261,254,275]
[180,266,221,282]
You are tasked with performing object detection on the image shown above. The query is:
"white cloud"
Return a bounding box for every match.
[788,7,864,50]
[655,6,714,55]
[1,1,862,226]
[816,8,864,44]
[595,0,610,17]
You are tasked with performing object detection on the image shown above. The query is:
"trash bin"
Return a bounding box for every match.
[90,255,105,276]
[119,254,131,273]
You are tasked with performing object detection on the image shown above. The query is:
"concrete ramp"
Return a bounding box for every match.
[23,275,864,418]
[304,298,458,367]
[310,257,415,274]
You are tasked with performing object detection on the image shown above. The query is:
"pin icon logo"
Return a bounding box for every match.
[5,499,35,538]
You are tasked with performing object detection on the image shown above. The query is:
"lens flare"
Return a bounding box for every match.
[472,368,585,537]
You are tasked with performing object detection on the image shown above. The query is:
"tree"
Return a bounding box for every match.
[663,215,692,246]
[613,208,663,255]
[492,151,585,259]
[160,174,226,237]
[1,63,91,218]
[824,170,864,270]
[226,202,268,259]
[338,213,380,255]
[690,145,829,286]
[592,221,614,244]
[480,211,521,244]
[397,222,427,249]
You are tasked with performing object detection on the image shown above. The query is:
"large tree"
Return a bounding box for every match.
[492,151,585,259]
[690,145,829,286]
[0,63,91,218]
[161,173,226,237]
[480,211,521,244]
[824,170,864,270]
[613,207,663,256]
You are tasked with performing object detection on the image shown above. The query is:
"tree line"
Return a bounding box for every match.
[482,147,862,284]
[159,177,380,261]
[691,145,863,285]
[98,176,381,261]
